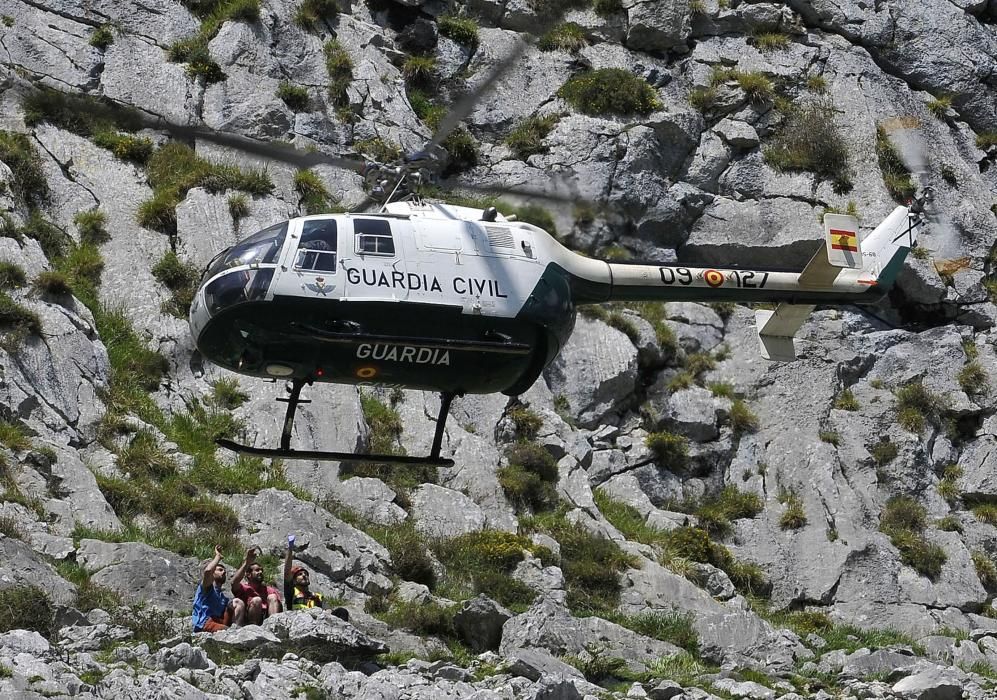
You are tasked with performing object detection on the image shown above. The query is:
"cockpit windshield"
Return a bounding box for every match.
[204,221,288,282]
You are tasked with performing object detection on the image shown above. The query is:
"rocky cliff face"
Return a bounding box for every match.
[2,0,997,698]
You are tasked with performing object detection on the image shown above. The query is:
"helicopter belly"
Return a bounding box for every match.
[194,297,549,395]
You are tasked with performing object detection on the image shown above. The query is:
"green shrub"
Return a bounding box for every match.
[729,399,759,434]
[646,432,689,469]
[538,22,588,52]
[137,190,180,234]
[819,431,840,446]
[323,40,353,104]
[402,55,436,87]
[973,504,997,525]
[32,270,72,297]
[927,95,952,119]
[0,131,49,205]
[875,125,916,202]
[499,442,559,513]
[168,35,225,82]
[806,75,828,93]
[73,209,110,245]
[958,362,988,395]
[880,495,946,579]
[936,515,962,532]
[735,72,774,104]
[0,262,26,290]
[880,495,927,533]
[506,114,561,160]
[976,133,997,149]
[442,126,479,174]
[0,421,31,451]
[438,15,479,47]
[779,492,807,530]
[90,23,115,49]
[227,193,250,221]
[0,292,42,343]
[0,586,54,636]
[152,251,199,317]
[609,610,699,655]
[833,389,859,411]
[894,381,947,433]
[379,599,457,637]
[869,439,898,466]
[765,99,851,192]
[277,82,310,111]
[507,405,543,441]
[694,486,763,538]
[433,530,548,609]
[753,32,790,51]
[557,68,661,116]
[294,169,334,215]
[688,86,719,113]
[354,137,403,163]
[294,0,339,29]
[210,377,249,409]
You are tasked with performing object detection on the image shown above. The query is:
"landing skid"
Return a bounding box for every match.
[216,379,457,467]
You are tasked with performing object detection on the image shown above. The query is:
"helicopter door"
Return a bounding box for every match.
[344,217,409,301]
[287,218,340,298]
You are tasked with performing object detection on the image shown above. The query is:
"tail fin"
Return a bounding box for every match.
[756,206,915,361]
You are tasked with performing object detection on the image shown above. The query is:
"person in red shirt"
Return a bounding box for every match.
[230,546,282,624]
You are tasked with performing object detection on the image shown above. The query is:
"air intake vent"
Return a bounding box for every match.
[485,225,514,248]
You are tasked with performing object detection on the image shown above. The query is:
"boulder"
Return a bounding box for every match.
[453,595,512,652]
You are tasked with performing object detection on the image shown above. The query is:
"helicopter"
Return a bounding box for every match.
[189,192,919,467]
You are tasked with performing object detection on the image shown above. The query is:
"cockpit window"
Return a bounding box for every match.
[205,221,288,282]
[354,218,395,256]
[294,219,338,272]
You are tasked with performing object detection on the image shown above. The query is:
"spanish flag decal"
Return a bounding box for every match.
[830,228,859,252]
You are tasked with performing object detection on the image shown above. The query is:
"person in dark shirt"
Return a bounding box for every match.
[283,535,349,621]
[191,545,245,632]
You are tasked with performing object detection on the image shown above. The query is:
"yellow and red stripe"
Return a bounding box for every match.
[830,228,858,252]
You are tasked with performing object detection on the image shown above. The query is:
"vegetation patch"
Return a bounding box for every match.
[138,142,273,234]
[0,291,42,349]
[506,405,543,441]
[894,381,948,434]
[522,506,639,614]
[506,113,561,161]
[927,94,952,119]
[0,262,26,290]
[0,586,55,637]
[764,99,851,192]
[498,442,559,513]
[753,32,790,51]
[958,361,988,395]
[323,39,353,105]
[151,251,199,317]
[833,389,859,411]
[294,0,339,30]
[0,131,49,205]
[879,495,946,579]
[168,0,260,82]
[89,23,116,49]
[643,431,687,472]
[937,464,962,505]
[33,270,72,297]
[875,125,916,203]
[778,489,807,530]
[74,209,110,245]
[354,137,403,163]
[538,22,589,52]
[729,399,759,434]
[557,69,661,117]
[433,530,551,610]
[227,193,250,222]
[277,82,310,111]
[438,15,479,48]
[692,485,763,538]
[869,438,898,467]
[293,169,338,215]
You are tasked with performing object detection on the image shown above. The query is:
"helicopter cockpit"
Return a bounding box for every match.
[201,221,287,317]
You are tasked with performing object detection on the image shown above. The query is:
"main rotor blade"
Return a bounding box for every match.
[153,121,368,174]
[5,71,367,174]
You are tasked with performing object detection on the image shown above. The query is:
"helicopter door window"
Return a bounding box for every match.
[294,220,338,272]
[354,218,395,256]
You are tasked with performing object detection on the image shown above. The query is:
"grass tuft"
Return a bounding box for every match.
[764,99,851,192]
[558,69,661,117]
[506,114,561,161]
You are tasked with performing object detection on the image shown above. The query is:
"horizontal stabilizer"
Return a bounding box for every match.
[755,304,815,361]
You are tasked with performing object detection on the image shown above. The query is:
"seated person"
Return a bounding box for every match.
[284,535,349,621]
[231,547,282,624]
[192,545,245,632]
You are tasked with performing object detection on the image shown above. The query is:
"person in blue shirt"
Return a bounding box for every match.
[192,545,245,632]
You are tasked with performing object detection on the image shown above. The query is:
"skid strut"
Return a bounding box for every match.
[216,382,457,467]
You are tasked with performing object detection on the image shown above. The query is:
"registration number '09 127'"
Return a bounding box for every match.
[657,267,770,288]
